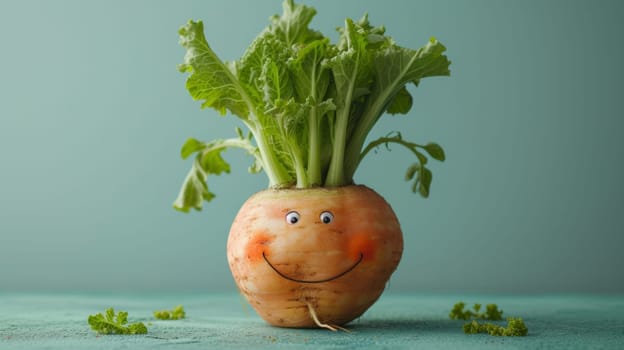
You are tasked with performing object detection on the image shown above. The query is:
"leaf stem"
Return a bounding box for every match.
[324,106,349,187]
[343,88,396,180]
[325,68,358,187]
[249,124,292,187]
[359,135,425,164]
[307,105,322,186]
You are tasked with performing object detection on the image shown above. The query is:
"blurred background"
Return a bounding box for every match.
[1,0,623,294]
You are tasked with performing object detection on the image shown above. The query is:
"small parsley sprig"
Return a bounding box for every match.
[88,308,147,335]
[449,302,503,321]
[153,305,186,320]
[463,317,528,336]
[450,302,527,337]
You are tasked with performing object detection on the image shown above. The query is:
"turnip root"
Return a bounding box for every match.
[174,0,450,330]
[227,185,403,328]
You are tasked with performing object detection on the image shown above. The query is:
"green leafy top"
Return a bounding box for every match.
[174,0,451,212]
[87,308,148,335]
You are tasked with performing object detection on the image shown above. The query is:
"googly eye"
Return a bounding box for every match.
[286,211,300,224]
[320,211,334,224]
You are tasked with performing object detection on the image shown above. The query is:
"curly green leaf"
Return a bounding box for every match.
[463,318,528,337]
[88,308,148,335]
[153,305,186,320]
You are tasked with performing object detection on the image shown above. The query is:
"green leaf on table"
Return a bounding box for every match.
[88,308,147,335]
[450,301,526,337]
[153,305,186,320]
[463,318,528,336]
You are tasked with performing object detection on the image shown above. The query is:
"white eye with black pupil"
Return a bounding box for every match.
[286,211,300,224]
[320,211,334,224]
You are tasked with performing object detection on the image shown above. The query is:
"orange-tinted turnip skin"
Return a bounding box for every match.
[227,185,403,328]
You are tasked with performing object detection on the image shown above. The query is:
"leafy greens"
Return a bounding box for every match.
[87,308,148,335]
[449,302,528,337]
[174,0,451,212]
[153,305,186,320]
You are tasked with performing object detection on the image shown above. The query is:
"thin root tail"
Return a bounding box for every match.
[306,303,350,332]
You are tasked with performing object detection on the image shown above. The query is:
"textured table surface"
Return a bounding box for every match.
[1,292,623,349]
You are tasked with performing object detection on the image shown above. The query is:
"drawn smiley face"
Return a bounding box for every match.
[262,209,364,283]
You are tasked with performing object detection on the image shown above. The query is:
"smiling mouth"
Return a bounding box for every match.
[262,252,363,284]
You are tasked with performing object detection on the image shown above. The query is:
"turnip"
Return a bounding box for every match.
[227,185,402,329]
[174,0,450,329]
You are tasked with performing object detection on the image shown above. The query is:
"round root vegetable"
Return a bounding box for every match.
[227,185,403,328]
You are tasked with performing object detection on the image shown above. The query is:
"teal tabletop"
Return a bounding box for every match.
[1,293,623,349]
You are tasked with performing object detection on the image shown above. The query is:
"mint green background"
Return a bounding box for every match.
[1,0,622,293]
